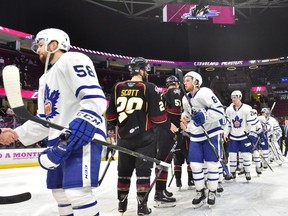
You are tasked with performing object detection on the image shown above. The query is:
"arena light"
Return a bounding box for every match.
[227,66,236,71]
[205,67,215,71]
[249,65,258,69]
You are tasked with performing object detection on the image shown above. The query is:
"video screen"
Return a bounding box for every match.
[163,4,235,25]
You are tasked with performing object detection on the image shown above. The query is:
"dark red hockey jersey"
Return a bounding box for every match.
[105,81,170,138]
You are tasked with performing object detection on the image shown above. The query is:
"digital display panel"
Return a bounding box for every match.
[163,4,235,24]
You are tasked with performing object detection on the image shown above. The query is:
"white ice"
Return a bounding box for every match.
[1,158,288,216]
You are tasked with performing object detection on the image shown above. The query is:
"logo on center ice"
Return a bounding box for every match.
[44,85,60,120]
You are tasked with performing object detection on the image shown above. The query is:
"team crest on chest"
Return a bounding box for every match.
[232,116,243,128]
[44,85,60,120]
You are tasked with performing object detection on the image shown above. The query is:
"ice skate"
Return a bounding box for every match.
[118,194,128,214]
[137,196,152,215]
[256,167,262,176]
[176,179,182,190]
[238,168,245,175]
[245,172,251,182]
[216,182,224,195]
[154,190,176,208]
[192,188,206,209]
[164,189,173,197]
[207,190,216,208]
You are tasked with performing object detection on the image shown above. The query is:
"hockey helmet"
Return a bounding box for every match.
[231,90,242,100]
[128,57,151,73]
[261,108,270,116]
[183,71,203,87]
[166,75,179,87]
[31,28,70,53]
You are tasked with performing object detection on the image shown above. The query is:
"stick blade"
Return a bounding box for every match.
[3,65,24,109]
[0,192,31,204]
[175,68,183,81]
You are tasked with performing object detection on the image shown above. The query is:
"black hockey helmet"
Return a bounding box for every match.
[128,57,151,74]
[166,75,179,87]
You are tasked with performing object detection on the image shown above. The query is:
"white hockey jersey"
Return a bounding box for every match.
[15,52,107,146]
[258,115,282,140]
[182,87,224,142]
[224,103,257,141]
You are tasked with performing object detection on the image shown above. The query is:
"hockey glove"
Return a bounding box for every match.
[248,131,258,145]
[68,109,102,150]
[39,133,71,170]
[192,111,206,127]
[245,131,258,151]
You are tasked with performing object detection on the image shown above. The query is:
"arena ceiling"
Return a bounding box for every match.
[84,0,288,20]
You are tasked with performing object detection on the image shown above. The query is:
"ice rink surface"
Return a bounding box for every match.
[1,158,288,216]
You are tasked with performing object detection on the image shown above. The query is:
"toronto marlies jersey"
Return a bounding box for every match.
[162,87,183,128]
[15,52,107,146]
[182,87,225,142]
[105,81,169,139]
[258,115,282,140]
[224,103,257,141]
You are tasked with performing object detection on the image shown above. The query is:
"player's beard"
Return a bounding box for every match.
[39,52,54,64]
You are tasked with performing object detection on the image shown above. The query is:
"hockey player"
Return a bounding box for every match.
[180,71,225,208]
[153,75,185,207]
[13,28,107,216]
[251,109,265,175]
[224,90,258,182]
[258,107,283,165]
[105,57,178,215]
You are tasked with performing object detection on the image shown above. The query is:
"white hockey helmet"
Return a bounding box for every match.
[231,90,242,99]
[31,28,70,53]
[261,107,270,116]
[184,71,203,87]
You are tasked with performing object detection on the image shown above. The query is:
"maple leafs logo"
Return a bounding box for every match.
[232,115,243,128]
[44,85,60,120]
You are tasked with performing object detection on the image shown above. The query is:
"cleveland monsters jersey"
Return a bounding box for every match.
[162,87,183,128]
[182,87,225,142]
[224,103,257,141]
[15,52,107,145]
[105,81,169,139]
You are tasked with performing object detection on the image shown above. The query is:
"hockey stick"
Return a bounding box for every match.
[98,149,116,186]
[175,68,230,176]
[270,102,276,114]
[0,192,31,204]
[2,65,169,168]
[140,138,178,206]
[167,154,175,187]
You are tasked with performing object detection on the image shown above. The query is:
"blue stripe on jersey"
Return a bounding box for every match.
[191,126,222,138]
[72,201,97,210]
[247,117,256,123]
[251,119,259,126]
[81,95,106,100]
[75,85,102,98]
[230,134,246,139]
[207,106,224,115]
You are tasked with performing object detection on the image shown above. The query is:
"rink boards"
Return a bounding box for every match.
[0,148,43,169]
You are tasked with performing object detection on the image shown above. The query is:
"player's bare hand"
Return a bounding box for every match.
[170,123,178,133]
[223,135,229,143]
[180,115,188,131]
[0,128,19,145]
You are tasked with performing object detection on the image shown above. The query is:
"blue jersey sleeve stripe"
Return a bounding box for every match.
[81,95,106,100]
[75,85,102,98]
